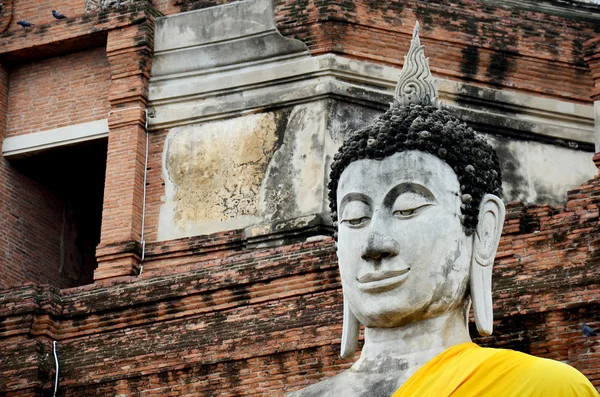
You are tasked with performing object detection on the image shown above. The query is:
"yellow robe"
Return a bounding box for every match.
[392,342,599,397]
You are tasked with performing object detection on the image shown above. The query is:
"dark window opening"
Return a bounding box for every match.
[10,139,107,287]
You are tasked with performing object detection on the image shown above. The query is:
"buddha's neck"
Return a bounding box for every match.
[352,305,471,374]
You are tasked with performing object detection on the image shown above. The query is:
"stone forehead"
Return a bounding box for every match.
[337,151,460,200]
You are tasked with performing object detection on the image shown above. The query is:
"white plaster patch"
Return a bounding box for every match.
[489,136,597,204]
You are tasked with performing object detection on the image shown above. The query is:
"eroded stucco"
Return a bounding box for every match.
[158,99,597,242]
[159,102,337,241]
[490,136,597,204]
[159,113,280,240]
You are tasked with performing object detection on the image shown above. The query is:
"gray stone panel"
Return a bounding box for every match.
[151,0,308,78]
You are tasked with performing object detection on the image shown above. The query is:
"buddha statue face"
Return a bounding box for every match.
[328,105,506,357]
[326,23,505,357]
[336,150,472,328]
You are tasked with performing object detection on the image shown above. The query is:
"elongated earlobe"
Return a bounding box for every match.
[470,194,505,336]
[340,298,360,359]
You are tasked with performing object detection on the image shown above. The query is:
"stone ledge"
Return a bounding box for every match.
[146,214,332,261]
[151,0,308,78]
[1,119,109,158]
[149,54,595,147]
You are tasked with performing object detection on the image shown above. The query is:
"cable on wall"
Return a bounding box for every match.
[139,108,149,275]
[53,341,59,397]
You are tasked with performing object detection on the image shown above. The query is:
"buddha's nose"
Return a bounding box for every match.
[361,230,400,261]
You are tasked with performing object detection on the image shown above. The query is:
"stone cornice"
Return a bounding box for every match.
[148,54,595,148]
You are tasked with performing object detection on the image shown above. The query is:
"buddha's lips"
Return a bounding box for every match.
[357,268,410,284]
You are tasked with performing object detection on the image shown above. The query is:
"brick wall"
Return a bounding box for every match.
[274,0,597,103]
[0,2,157,287]
[0,45,111,290]
[7,47,111,137]
[0,61,77,290]
[0,0,599,395]
[0,162,69,289]
[1,175,600,395]
[6,0,85,33]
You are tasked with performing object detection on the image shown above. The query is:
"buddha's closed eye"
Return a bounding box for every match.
[346,217,370,226]
[392,204,432,218]
[391,190,434,219]
[340,200,371,228]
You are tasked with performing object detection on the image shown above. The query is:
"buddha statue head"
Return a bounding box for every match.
[327,22,506,359]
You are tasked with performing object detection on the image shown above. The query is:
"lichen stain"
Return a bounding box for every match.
[262,102,328,221]
[165,113,278,226]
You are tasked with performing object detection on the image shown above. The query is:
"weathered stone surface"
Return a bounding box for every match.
[157,97,596,242]
[160,113,281,239]
[491,136,597,204]
[157,100,385,241]
[262,102,328,222]
[148,0,597,230]
[150,0,308,78]
[84,0,135,13]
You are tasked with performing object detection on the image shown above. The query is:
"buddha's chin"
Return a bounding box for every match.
[350,294,468,329]
[351,299,425,328]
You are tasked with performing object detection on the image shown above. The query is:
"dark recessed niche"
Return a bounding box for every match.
[10,139,107,287]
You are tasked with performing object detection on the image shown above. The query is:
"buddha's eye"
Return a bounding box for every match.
[340,200,371,228]
[392,205,430,218]
[392,191,434,219]
[346,217,370,226]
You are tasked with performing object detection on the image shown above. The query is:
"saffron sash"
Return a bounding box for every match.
[392,342,599,397]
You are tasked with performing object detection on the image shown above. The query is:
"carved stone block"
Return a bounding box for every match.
[85,0,135,13]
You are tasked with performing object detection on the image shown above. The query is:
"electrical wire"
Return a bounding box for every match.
[53,341,59,397]
[139,109,149,275]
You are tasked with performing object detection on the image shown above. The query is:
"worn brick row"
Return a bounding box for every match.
[59,345,349,397]
[53,291,343,389]
[276,0,598,102]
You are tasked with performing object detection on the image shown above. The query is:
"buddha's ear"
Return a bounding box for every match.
[340,298,360,359]
[470,194,505,336]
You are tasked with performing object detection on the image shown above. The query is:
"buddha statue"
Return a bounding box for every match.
[287,22,598,397]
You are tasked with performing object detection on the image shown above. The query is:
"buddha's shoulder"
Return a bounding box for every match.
[489,348,598,395]
[500,348,583,376]
[286,369,403,397]
[527,354,593,383]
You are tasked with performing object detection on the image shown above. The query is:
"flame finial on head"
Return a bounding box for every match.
[394,21,439,108]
